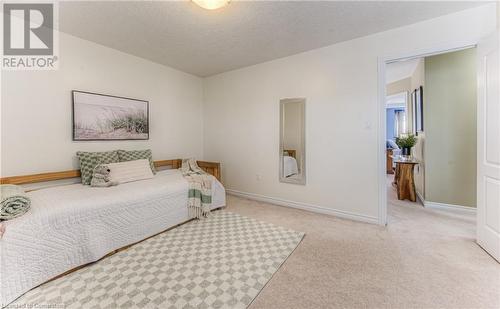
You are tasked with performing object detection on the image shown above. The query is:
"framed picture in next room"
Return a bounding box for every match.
[412,86,424,134]
[72,90,149,141]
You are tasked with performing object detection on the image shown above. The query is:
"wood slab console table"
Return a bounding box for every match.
[392,156,419,202]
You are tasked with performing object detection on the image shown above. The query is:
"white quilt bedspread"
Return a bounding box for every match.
[283,155,298,177]
[0,169,225,306]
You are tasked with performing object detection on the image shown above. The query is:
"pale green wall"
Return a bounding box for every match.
[424,48,477,207]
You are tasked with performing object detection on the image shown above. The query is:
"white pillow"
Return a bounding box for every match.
[106,159,154,184]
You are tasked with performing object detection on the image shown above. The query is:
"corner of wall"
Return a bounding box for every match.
[200,77,209,161]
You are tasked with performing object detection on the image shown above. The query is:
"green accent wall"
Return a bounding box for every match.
[424,48,477,207]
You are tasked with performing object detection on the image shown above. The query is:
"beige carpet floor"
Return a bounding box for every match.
[225,177,500,309]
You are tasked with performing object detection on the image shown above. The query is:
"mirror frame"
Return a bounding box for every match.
[279,98,306,185]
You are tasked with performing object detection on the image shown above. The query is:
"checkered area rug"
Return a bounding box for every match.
[11,211,304,309]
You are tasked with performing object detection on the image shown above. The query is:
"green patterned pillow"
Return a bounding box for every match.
[77,150,120,185]
[117,149,156,174]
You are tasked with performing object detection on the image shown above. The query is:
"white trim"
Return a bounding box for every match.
[416,191,425,205]
[423,201,477,214]
[415,189,475,213]
[226,189,379,225]
[386,92,407,109]
[377,38,480,227]
[377,56,388,226]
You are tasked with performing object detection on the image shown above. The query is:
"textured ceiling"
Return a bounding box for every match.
[59,1,486,77]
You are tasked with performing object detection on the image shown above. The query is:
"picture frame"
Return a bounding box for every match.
[412,86,424,134]
[72,90,149,141]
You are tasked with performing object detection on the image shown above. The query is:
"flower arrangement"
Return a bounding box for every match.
[395,134,417,149]
[396,134,417,156]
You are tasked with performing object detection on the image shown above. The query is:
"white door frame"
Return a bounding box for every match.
[377,39,478,225]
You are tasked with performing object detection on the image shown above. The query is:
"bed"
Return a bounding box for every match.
[0,162,225,306]
[283,156,298,177]
[283,149,298,177]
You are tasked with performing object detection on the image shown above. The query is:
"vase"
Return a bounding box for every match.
[401,147,411,156]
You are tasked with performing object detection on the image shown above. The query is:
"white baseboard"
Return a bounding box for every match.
[416,191,425,205]
[423,200,476,214]
[226,189,379,224]
[415,191,475,213]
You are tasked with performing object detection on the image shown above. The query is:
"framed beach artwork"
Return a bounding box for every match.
[72,90,149,141]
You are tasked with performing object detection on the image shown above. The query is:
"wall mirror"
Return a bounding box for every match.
[280,98,306,185]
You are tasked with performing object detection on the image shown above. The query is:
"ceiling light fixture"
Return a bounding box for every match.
[192,0,230,10]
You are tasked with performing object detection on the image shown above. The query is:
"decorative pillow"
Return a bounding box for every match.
[90,165,118,187]
[106,159,154,184]
[117,149,156,174]
[76,150,119,185]
[387,139,399,149]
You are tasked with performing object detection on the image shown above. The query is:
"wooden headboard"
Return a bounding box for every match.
[283,149,296,159]
[0,159,221,185]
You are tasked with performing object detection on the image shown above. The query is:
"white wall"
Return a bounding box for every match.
[386,78,411,96]
[1,32,204,176]
[203,4,496,221]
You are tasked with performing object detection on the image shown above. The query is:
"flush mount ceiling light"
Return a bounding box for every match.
[192,0,230,10]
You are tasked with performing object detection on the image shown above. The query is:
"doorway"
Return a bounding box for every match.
[377,34,500,262]
[386,48,478,220]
